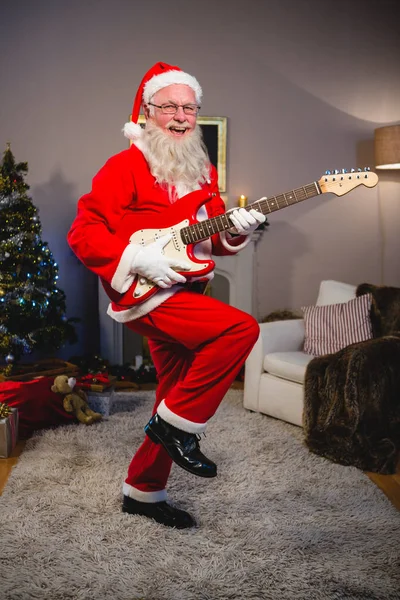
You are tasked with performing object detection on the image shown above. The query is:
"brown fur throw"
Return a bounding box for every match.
[304,283,400,474]
[357,282,400,337]
[304,335,400,474]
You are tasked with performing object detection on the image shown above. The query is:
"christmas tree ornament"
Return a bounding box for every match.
[5,353,15,364]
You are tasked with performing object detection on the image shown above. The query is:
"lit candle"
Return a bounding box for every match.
[238,195,247,208]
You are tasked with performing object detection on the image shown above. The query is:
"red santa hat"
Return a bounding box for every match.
[123,62,203,141]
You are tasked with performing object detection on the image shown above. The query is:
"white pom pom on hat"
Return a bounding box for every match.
[123,61,202,141]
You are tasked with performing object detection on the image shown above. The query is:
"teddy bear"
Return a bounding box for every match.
[51,375,103,425]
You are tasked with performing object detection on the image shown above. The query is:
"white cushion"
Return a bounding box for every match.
[263,351,314,384]
[316,280,356,306]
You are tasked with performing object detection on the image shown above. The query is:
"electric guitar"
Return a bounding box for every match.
[108,169,378,308]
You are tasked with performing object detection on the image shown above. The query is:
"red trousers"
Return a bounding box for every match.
[123,290,259,501]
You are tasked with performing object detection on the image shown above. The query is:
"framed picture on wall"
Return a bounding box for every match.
[136,115,227,193]
[197,116,227,193]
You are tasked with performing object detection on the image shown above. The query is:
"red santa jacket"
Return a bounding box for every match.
[68,144,249,322]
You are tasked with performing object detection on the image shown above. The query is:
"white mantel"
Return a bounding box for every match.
[213,233,261,315]
[98,233,263,364]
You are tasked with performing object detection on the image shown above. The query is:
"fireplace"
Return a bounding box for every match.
[98,233,262,364]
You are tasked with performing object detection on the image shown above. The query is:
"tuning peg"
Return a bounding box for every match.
[325,170,331,175]
[341,168,348,174]
[364,166,371,171]
[357,168,362,172]
[350,168,355,173]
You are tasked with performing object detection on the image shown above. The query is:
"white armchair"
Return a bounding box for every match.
[243,280,357,426]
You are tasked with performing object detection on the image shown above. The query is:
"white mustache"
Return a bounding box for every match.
[166,120,192,129]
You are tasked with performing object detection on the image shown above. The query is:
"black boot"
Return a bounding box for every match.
[144,413,217,478]
[122,495,196,529]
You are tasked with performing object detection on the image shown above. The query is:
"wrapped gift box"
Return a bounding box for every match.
[75,374,117,393]
[86,387,116,418]
[0,407,19,458]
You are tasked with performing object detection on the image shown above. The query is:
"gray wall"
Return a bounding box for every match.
[1,0,399,356]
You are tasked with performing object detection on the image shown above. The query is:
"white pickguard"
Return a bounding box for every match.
[128,218,211,300]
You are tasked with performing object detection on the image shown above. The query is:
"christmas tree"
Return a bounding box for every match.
[0,144,77,372]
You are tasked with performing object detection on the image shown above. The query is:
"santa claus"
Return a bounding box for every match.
[68,62,265,529]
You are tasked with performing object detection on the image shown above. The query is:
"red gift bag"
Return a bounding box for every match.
[0,376,76,438]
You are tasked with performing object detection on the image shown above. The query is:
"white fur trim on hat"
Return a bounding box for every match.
[143,70,202,104]
[123,121,143,141]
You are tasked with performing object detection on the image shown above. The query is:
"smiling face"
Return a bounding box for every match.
[144,84,198,138]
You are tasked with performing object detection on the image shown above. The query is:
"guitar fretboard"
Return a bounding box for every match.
[180,181,321,245]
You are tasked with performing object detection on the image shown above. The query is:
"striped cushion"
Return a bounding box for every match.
[302,294,373,356]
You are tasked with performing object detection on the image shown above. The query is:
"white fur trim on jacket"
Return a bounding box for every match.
[219,230,251,253]
[110,243,142,294]
[107,286,179,322]
[107,268,214,323]
[157,399,207,434]
[143,71,202,104]
[123,482,167,503]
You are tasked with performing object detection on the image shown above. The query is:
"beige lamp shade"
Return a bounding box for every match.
[374,124,400,169]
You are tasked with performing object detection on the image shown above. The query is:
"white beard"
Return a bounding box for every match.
[141,120,211,202]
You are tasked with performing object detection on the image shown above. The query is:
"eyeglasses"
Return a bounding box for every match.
[147,102,200,116]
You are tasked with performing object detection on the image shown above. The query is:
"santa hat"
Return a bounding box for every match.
[123,62,202,141]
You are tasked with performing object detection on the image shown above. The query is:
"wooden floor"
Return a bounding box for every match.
[367,467,400,511]
[0,440,26,495]
[1,384,399,510]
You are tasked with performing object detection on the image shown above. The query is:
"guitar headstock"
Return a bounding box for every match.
[319,168,379,196]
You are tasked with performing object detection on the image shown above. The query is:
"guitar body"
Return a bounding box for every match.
[109,189,216,308]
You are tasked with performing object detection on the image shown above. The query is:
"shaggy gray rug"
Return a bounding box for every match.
[0,389,399,600]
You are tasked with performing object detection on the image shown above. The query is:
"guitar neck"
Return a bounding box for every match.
[180,181,321,245]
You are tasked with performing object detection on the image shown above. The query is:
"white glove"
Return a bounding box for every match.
[131,234,191,289]
[228,208,266,235]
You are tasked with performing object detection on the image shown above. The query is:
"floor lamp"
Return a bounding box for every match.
[375,124,400,170]
[374,124,400,284]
